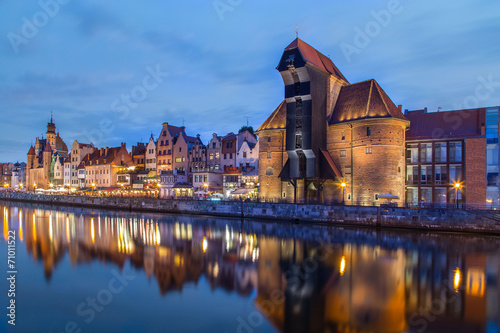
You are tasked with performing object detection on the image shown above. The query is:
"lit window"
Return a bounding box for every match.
[366,147,372,154]
[340,150,346,157]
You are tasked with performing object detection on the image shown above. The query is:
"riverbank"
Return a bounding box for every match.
[1,192,499,234]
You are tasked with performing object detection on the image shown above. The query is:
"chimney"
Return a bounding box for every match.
[424,107,428,113]
[397,105,402,112]
[105,147,109,155]
[100,148,105,155]
[121,142,126,149]
[404,109,408,114]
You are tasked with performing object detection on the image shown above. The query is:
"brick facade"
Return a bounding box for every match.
[465,137,487,204]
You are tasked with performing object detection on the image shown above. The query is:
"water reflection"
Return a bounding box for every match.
[2,201,500,333]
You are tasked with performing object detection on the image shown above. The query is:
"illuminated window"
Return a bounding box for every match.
[340,150,346,157]
[266,168,273,175]
[267,152,272,159]
[366,147,372,154]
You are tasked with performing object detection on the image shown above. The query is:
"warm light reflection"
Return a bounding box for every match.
[91,218,95,244]
[3,207,8,241]
[340,256,346,276]
[202,237,208,253]
[49,213,53,241]
[155,224,161,246]
[66,217,70,243]
[454,267,461,292]
[32,213,36,242]
[18,210,23,242]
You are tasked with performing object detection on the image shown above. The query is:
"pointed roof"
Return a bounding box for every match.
[27,146,35,155]
[282,38,348,82]
[43,141,53,153]
[256,100,286,132]
[329,79,408,125]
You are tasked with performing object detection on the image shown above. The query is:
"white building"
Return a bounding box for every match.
[145,135,157,172]
[236,139,259,169]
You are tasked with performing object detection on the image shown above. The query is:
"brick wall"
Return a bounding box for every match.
[465,137,487,204]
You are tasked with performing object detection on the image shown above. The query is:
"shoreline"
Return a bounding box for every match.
[1,193,499,235]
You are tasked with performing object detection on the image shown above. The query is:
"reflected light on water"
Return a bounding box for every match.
[18,210,23,242]
[3,207,8,241]
[340,256,346,276]
[454,267,462,293]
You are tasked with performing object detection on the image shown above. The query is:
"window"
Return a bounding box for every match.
[420,165,432,185]
[449,142,462,162]
[215,153,219,159]
[420,143,432,163]
[179,147,182,152]
[449,165,462,183]
[229,153,232,159]
[224,154,227,160]
[165,140,169,145]
[175,158,182,163]
[367,127,371,136]
[243,152,247,158]
[267,152,272,159]
[226,142,232,148]
[341,131,345,140]
[340,150,346,157]
[406,144,418,163]
[195,175,198,182]
[266,167,273,175]
[267,137,271,143]
[434,143,447,162]
[212,142,216,149]
[209,153,214,160]
[374,194,379,201]
[345,166,351,174]
[366,147,372,154]
[435,165,447,184]
[295,134,302,149]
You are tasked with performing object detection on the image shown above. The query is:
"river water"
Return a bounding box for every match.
[1,200,499,333]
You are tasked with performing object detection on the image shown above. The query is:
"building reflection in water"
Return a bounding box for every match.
[1,202,499,333]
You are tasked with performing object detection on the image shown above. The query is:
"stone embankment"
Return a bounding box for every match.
[1,193,499,234]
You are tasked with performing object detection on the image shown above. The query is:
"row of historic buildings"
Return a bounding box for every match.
[24,116,260,198]
[18,38,500,207]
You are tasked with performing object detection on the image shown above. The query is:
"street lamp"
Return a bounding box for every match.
[454,182,461,209]
[340,182,346,205]
[33,182,37,193]
[91,182,96,196]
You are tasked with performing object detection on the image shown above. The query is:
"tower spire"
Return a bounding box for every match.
[296,25,299,38]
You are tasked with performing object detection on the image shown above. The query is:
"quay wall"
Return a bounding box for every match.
[1,193,499,234]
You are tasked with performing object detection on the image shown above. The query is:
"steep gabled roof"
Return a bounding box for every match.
[329,79,408,125]
[256,100,286,132]
[406,108,485,140]
[282,38,348,82]
[27,146,35,155]
[167,125,184,137]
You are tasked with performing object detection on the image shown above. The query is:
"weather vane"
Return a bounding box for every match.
[296,25,299,38]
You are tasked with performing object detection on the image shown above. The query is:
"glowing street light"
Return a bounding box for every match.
[454,182,462,209]
[340,182,346,205]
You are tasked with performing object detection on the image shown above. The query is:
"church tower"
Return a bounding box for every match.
[46,113,56,149]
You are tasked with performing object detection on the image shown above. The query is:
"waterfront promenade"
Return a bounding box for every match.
[1,192,499,235]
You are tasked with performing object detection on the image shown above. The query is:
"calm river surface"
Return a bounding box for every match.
[1,200,499,333]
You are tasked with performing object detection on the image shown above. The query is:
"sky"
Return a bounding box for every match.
[1,0,500,163]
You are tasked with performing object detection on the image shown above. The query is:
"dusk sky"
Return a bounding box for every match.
[1,0,500,163]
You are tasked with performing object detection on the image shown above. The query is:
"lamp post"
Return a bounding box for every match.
[454,182,461,209]
[204,183,208,198]
[341,182,346,205]
[91,182,96,196]
[33,182,37,193]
